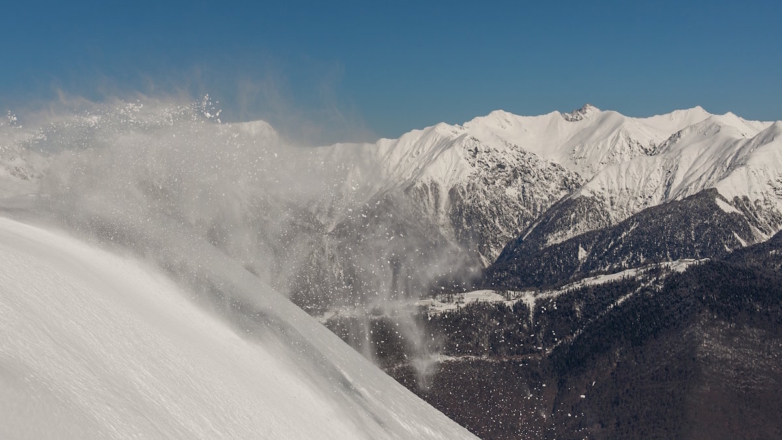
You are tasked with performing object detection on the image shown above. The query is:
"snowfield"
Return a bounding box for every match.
[0,216,475,439]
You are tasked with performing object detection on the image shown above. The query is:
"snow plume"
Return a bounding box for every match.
[0,97,478,438]
[3,95,469,388]
[33,96,316,276]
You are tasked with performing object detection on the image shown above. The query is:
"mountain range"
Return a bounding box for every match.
[298,103,782,306]
[5,103,780,308]
[2,101,781,439]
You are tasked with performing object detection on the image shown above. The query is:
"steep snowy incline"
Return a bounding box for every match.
[0,216,476,440]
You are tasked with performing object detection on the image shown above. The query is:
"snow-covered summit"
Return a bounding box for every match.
[562,103,601,121]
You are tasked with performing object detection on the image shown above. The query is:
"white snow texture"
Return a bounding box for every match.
[0,216,475,439]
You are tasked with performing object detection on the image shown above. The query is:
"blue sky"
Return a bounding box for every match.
[2,0,781,141]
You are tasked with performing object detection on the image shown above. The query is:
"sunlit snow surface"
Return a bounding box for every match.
[0,217,475,439]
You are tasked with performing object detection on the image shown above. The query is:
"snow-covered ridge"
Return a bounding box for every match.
[315,105,716,198]
[319,104,772,190]
[311,104,773,227]
[312,104,779,256]
[563,115,782,236]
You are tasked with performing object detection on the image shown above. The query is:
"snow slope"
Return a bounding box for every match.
[0,216,476,440]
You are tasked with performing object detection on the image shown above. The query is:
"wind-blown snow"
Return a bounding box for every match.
[0,216,475,439]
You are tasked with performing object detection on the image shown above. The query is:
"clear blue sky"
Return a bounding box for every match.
[2,0,781,142]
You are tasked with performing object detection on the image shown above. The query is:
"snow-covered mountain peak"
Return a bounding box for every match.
[630,106,711,134]
[464,109,538,132]
[543,111,782,246]
[654,105,708,119]
[709,112,771,136]
[686,105,707,113]
[654,112,772,156]
[562,103,601,121]
[455,105,743,179]
[767,120,782,135]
